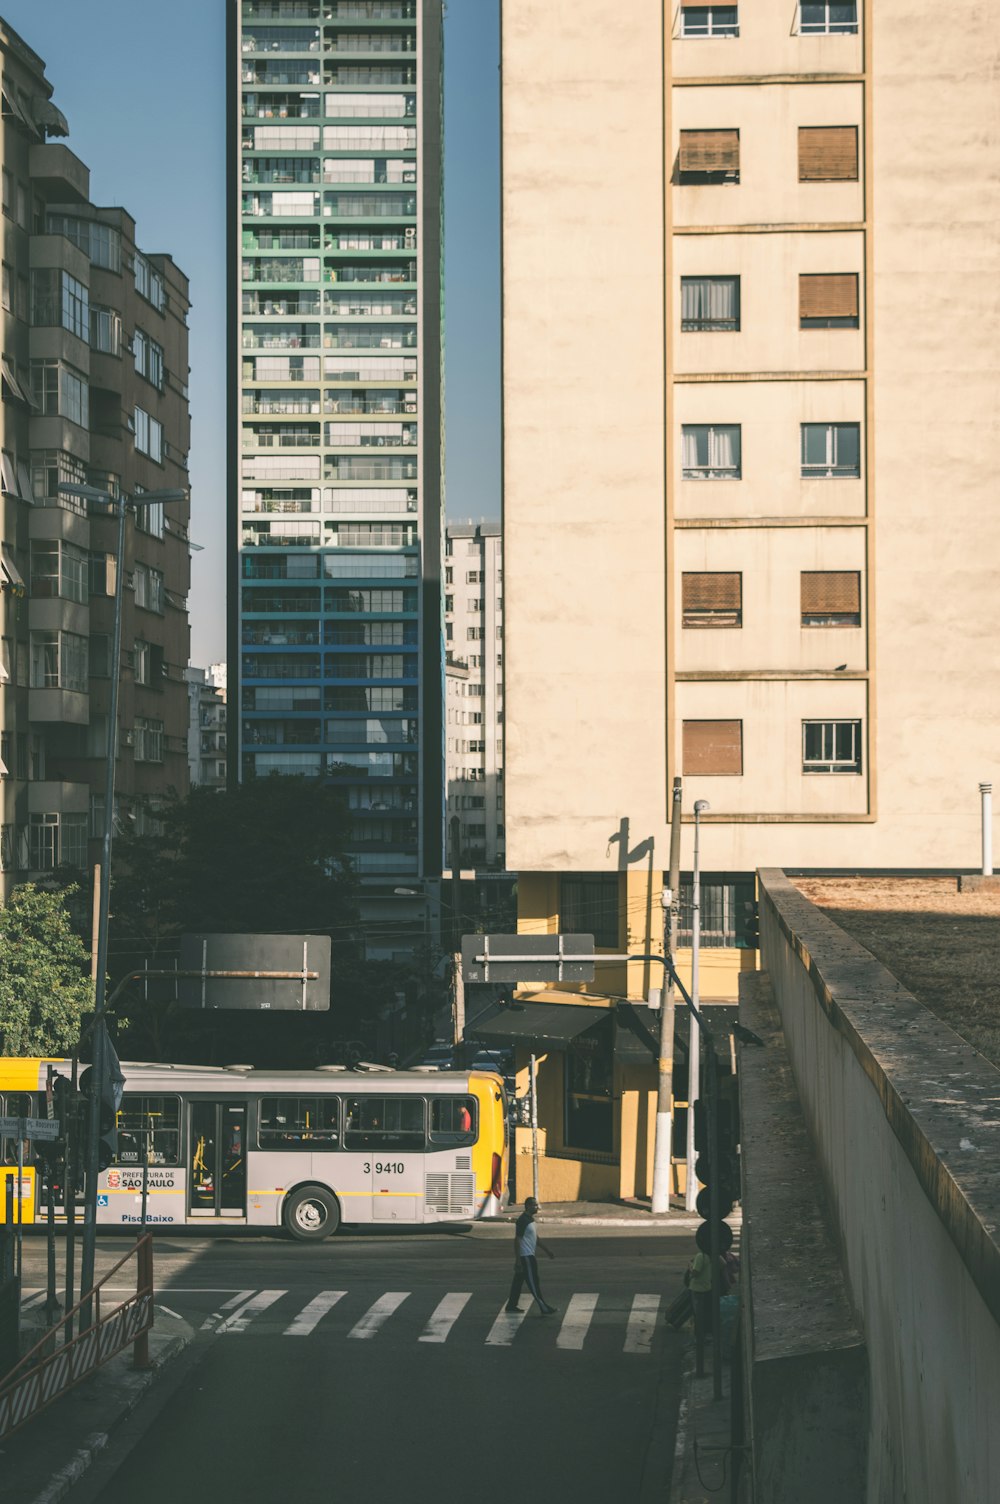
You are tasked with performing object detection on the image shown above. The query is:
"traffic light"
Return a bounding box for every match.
[79,1064,118,1174]
[692,1088,735,1255]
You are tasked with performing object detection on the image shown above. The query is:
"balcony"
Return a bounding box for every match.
[28,144,89,203]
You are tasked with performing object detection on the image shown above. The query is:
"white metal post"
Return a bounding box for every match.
[980,783,993,876]
[685,801,709,1211]
[529,1052,540,1202]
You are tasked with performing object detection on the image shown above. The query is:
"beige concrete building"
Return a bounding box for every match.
[499,0,1000,1199]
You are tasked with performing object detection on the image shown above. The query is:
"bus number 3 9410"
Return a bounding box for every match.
[365,1161,405,1175]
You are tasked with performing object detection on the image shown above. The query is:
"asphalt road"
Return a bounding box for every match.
[23,1226,690,1504]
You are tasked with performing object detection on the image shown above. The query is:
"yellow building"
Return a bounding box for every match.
[499,0,1000,1198]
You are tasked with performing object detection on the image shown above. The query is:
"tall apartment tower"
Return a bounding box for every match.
[230,0,445,918]
[444,521,503,871]
[0,21,191,898]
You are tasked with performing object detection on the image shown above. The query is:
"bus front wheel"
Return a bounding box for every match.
[284,1185,341,1241]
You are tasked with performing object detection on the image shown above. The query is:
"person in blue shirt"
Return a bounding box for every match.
[505,1196,557,1315]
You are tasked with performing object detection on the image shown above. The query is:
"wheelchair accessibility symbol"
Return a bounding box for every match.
[97,1194,109,1207]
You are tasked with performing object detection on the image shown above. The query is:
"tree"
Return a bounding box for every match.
[0,884,93,1055]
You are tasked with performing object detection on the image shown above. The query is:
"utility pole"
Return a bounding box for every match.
[651,776,682,1213]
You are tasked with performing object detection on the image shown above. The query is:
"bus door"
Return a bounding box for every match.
[189,1101,247,1219]
[343,1095,424,1222]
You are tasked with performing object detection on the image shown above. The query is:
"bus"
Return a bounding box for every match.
[0,1059,509,1241]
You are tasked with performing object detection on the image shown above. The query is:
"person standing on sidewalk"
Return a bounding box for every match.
[688,1249,713,1377]
[506,1197,557,1315]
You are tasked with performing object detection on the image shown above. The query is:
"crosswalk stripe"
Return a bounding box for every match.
[624,1294,661,1354]
[201,1288,256,1332]
[485,1304,529,1346]
[347,1291,409,1339]
[284,1290,346,1336]
[556,1293,598,1350]
[419,1292,472,1343]
[218,1289,285,1334]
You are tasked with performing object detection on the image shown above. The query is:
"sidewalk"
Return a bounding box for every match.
[1,1305,194,1504]
[670,1363,739,1504]
[493,1198,742,1231]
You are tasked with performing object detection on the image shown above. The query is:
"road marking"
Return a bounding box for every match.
[418,1292,471,1343]
[284,1290,346,1336]
[217,1289,285,1334]
[624,1294,661,1353]
[200,1289,256,1332]
[485,1304,529,1346]
[556,1293,598,1350]
[347,1291,409,1339]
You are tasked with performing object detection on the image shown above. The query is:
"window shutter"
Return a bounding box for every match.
[682,572,742,624]
[799,273,858,321]
[678,129,740,174]
[800,571,861,616]
[682,720,743,776]
[798,127,859,182]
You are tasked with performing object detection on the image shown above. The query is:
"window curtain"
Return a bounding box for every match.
[681,277,737,324]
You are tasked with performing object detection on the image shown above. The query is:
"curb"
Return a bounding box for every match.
[24,1326,190,1504]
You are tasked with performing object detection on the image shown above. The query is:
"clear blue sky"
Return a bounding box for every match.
[0,0,500,664]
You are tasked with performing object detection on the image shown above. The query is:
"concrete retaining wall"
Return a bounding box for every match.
[759,869,1000,1504]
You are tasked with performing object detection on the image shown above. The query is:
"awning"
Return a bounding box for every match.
[1,358,28,405]
[0,543,25,590]
[469,1001,607,1053]
[614,1003,661,1064]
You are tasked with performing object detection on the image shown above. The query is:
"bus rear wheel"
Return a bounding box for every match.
[284,1185,341,1241]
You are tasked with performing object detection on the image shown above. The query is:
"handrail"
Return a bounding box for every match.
[4,1233,154,1387]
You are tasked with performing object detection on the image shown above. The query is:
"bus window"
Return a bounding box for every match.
[344,1096,424,1151]
[429,1097,476,1147]
[117,1096,181,1166]
[259,1096,339,1148]
[1,1093,35,1165]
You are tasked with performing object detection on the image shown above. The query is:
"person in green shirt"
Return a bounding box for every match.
[687,1250,713,1377]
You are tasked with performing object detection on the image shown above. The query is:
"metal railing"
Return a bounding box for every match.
[0,1235,153,1441]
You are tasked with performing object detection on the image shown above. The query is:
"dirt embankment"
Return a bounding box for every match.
[793,877,1000,1068]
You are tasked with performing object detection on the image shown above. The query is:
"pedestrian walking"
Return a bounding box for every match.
[506,1196,557,1315]
[687,1248,713,1377]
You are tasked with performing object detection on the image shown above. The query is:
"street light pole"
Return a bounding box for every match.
[651,776,682,1214]
[59,483,186,1319]
[685,799,709,1211]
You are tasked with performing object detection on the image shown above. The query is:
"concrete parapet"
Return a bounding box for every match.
[738,971,868,1504]
[758,869,1000,1504]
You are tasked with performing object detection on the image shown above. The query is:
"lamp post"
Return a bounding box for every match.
[59,482,186,1320]
[685,799,710,1212]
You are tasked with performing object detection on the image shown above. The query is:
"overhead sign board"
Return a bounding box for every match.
[461,933,595,985]
[178,934,331,1011]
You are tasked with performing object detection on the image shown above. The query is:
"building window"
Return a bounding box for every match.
[89,552,118,598]
[560,874,620,948]
[134,329,165,390]
[29,631,88,692]
[90,306,122,355]
[801,422,860,478]
[134,717,165,763]
[134,253,166,312]
[31,269,89,342]
[798,1,858,34]
[564,1021,615,1155]
[30,361,89,427]
[678,872,757,947]
[135,492,165,539]
[679,4,739,36]
[47,215,122,272]
[681,424,741,479]
[682,720,743,775]
[802,719,862,773]
[681,276,740,332]
[682,572,742,628]
[29,540,89,604]
[678,129,740,184]
[799,274,859,328]
[29,812,88,872]
[134,407,164,463]
[800,571,861,627]
[798,126,859,182]
[134,564,165,614]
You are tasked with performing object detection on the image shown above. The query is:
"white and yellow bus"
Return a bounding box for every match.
[0,1059,509,1240]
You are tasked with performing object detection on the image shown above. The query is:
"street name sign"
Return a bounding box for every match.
[461,933,596,985]
[0,1116,59,1141]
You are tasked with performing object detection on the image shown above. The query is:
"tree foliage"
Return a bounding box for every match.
[0,884,93,1055]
